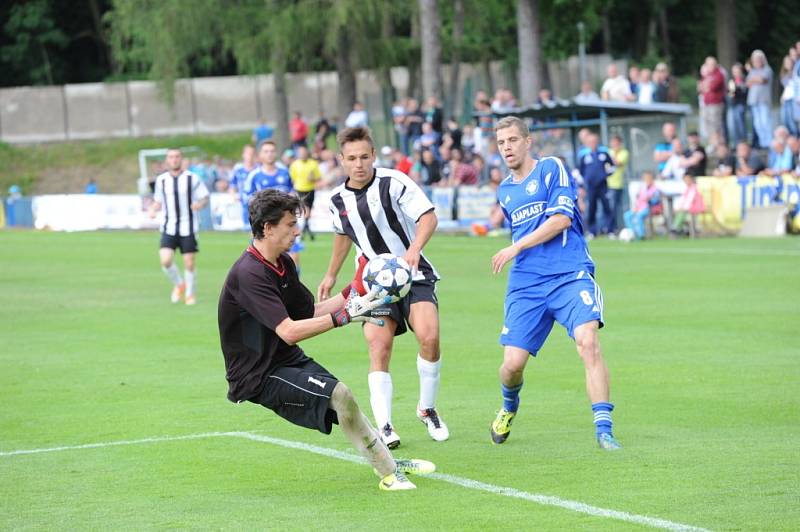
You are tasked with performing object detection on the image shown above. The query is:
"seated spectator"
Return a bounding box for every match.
[214,178,229,193]
[652,62,677,103]
[660,138,688,180]
[637,68,655,104]
[491,88,516,113]
[85,178,98,194]
[444,118,462,151]
[378,145,394,168]
[417,121,441,151]
[601,63,635,102]
[415,149,443,191]
[318,149,344,188]
[624,171,661,240]
[670,174,706,235]
[654,122,678,173]
[628,65,640,98]
[391,148,413,175]
[734,142,765,176]
[574,80,600,103]
[763,138,794,176]
[538,88,557,108]
[461,123,476,154]
[684,131,708,177]
[447,148,479,186]
[712,143,736,176]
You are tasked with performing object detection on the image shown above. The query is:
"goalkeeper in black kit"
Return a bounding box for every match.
[217,189,434,490]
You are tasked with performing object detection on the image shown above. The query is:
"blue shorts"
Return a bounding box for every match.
[500,270,604,355]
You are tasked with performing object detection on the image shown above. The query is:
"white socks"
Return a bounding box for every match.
[417,354,441,410]
[162,264,183,286]
[368,371,393,428]
[184,269,195,297]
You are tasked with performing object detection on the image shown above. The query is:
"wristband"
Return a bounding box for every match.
[330,308,350,327]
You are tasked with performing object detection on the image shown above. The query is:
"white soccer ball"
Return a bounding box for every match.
[362,254,413,303]
[618,228,635,242]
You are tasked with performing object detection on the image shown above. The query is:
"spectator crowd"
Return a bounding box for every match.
[149,40,800,240]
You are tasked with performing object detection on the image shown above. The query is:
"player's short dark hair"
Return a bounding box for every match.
[249,189,301,239]
[259,140,276,150]
[494,116,530,137]
[337,126,375,152]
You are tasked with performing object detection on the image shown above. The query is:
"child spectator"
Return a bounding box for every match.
[670,174,705,236]
[624,171,661,240]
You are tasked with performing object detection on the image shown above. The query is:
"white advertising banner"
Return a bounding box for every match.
[209,191,336,233]
[32,194,159,231]
[456,186,497,222]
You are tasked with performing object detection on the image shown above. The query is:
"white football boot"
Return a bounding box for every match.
[417,406,449,442]
[380,423,401,449]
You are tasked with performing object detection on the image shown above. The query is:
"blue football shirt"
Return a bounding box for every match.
[497,156,595,286]
[244,165,294,199]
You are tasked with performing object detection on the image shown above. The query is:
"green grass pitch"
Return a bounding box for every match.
[1,230,798,530]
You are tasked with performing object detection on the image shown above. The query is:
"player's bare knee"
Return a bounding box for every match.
[417,334,439,360]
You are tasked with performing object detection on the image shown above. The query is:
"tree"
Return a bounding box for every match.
[0,0,68,86]
[445,0,465,119]
[418,0,443,101]
[516,0,542,105]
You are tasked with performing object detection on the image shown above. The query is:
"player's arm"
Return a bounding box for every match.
[317,233,353,300]
[148,178,164,218]
[491,214,571,274]
[191,196,209,211]
[404,209,437,272]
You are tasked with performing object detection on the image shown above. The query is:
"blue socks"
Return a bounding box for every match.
[591,402,614,436]
[501,382,523,412]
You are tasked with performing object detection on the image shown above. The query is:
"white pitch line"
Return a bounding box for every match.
[1,431,711,532]
[600,246,799,257]
[234,432,710,532]
[0,431,236,457]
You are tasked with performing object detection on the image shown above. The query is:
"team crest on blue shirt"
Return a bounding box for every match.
[525,180,538,195]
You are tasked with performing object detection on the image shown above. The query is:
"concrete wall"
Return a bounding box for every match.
[0,86,67,143]
[0,55,619,145]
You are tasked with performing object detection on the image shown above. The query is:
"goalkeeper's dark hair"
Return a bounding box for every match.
[249,189,301,239]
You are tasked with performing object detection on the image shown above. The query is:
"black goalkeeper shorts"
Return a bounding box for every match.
[250,357,340,434]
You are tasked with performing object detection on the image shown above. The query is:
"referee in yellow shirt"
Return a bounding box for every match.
[289,145,322,240]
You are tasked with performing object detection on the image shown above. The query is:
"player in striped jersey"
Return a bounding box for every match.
[148,148,210,306]
[317,127,449,449]
[488,116,621,450]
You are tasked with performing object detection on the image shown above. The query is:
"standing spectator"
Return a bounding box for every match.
[628,65,640,99]
[652,63,678,103]
[654,122,678,173]
[474,97,494,155]
[344,101,369,128]
[461,123,476,154]
[700,57,726,142]
[727,63,749,146]
[289,111,309,149]
[313,119,333,158]
[637,69,655,104]
[404,99,425,154]
[607,134,628,234]
[491,88,515,113]
[623,171,660,240]
[578,133,615,236]
[734,141,765,176]
[601,63,635,102]
[252,117,274,148]
[574,80,600,103]
[424,96,443,134]
[392,98,409,154]
[779,56,798,136]
[746,50,774,149]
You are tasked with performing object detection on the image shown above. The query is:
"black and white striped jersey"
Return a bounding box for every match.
[154,171,209,236]
[328,168,439,281]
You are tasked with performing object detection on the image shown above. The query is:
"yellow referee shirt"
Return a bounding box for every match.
[289,159,321,193]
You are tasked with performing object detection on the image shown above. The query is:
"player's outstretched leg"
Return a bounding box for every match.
[410,304,449,442]
[331,382,429,490]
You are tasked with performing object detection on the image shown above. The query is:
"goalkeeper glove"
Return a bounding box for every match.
[331,285,391,327]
